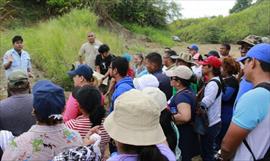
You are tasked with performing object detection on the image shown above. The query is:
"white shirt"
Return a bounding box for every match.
[201,77,222,127]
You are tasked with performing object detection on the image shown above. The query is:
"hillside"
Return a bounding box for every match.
[169,0,270,43]
[0,9,126,88]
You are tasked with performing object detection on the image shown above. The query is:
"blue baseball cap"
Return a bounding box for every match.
[67,64,93,79]
[187,44,199,52]
[33,80,65,120]
[237,43,270,63]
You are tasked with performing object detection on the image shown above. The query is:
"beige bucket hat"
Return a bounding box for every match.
[165,65,193,80]
[103,89,166,146]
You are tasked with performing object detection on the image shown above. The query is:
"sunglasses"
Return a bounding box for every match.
[170,77,179,81]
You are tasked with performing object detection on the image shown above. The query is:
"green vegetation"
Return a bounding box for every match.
[170,0,270,43]
[124,23,176,47]
[0,9,125,89]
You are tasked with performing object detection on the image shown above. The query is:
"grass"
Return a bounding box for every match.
[123,23,176,47]
[0,9,125,89]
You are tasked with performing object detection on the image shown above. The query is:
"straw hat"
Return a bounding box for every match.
[103,89,166,146]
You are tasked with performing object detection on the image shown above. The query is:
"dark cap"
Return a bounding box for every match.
[67,64,93,79]
[205,50,220,58]
[33,80,65,120]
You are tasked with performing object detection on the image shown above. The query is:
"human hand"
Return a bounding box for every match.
[83,126,101,145]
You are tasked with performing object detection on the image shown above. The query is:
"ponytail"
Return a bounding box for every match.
[212,67,225,93]
[76,85,105,126]
[89,105,106,127]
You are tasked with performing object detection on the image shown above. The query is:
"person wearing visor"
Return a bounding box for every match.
[166,66,201,161]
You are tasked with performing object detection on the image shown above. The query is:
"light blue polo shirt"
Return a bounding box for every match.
[233,87,270,130]
[232,86,270,160]
[3,48,31,78]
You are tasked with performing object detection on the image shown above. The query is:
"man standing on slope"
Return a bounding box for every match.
[3,35,32,78]
[78,32,102,70]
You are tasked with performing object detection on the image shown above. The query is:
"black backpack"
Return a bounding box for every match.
[243,82,270,161]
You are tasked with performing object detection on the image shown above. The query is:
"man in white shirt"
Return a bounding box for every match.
[78,32,102,69]
[3,35,32,78]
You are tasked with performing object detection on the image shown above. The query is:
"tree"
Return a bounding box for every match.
[230,0,252,14]
[109,0,182,27]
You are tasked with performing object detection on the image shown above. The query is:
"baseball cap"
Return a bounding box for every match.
[237,35,263,46]
[199,56,222,68]
[33,80,65,120]
[237,43,270,64]
[103,89,166,146]
[8,70,28,88]
[133,74,159,90]
[187,44,199,52]
[205,50,220,58]
[67,64,93,79]
[165,65,193,80]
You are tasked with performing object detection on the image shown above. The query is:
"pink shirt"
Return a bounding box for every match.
[63,93,105,122]
[63,94,80,122]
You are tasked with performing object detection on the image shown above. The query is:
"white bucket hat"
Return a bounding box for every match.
[133,74,159,90]
[103,89,166,146]
[165,65,193,80]
[142,87,167,111]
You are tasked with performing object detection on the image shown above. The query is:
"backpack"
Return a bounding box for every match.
[243,82,270,161]
[193,79,222,135]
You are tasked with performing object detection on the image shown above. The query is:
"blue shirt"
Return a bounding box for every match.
[110,76,134,112]
[232,87,270,130]
[153,69,172,100]
[3,49,31,78]
[235,77,253,104]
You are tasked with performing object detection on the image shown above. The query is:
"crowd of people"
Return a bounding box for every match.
[0,33,269,161]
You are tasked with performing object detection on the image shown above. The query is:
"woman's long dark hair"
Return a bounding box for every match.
[160,109,177,153]
[76,85,105,126]
[122,144,169,161]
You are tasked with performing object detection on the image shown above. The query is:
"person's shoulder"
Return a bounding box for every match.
[3,49,13,55]
[94,40,102,45]
[81,42,89,47]
[243,87,270,99]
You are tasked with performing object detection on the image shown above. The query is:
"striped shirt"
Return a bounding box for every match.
[65,115,110,156]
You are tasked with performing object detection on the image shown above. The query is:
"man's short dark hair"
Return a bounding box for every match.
[98,44,110,54]
[146,52,162,69]
[222,43,231,51]
[259,60,270,73]
[111,57,129,77]
[12,35,23,44]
